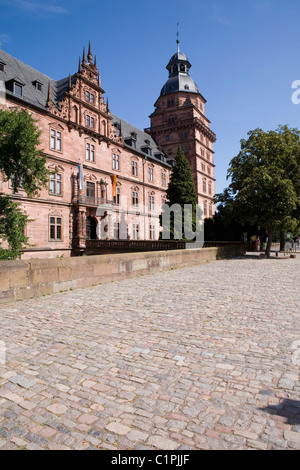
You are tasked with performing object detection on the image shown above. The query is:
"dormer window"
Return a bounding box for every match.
[14,83,23,97]
[141,146,152,156]
[33,80,43,91]
[0,61,5,72]
[6,77,25,97]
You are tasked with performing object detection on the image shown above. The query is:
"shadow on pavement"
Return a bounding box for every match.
[259,399,300,426]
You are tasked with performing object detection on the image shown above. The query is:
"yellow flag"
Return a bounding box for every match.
[113,174,117,197]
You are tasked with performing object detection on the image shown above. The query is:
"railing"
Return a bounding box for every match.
[86,239,187,254]
[75,196,115,206]
[85,239,244,255]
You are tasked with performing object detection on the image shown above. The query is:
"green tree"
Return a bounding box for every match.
[0,196,29,260]
[0,108,49,259]
[225,125,300,257]
[160,147,199,240]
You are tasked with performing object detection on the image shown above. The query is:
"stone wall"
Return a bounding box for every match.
[0,245,244,304]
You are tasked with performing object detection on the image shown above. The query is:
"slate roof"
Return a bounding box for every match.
[0,49,73,110]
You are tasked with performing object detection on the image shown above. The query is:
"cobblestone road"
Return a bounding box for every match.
[0,254,299,450]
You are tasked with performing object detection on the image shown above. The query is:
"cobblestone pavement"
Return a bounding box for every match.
[0,254,299,450]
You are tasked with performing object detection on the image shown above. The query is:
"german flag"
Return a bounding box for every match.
[112,174,117,197]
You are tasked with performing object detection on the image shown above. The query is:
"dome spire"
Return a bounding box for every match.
[176,22,180,53]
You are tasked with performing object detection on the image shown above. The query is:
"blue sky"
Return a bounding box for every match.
[1,0,300,194]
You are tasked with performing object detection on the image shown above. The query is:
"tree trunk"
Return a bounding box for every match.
[280,231,285,251]
[265,229,273,258]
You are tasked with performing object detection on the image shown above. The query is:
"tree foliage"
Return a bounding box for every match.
[0,108,49,195]
[0,196,29,260]
[0,108,49,259]
[222,125,300,256]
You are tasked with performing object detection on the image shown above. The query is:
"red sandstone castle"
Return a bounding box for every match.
[0,41,216,259]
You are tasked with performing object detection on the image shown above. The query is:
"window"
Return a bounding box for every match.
[148,167,153,182]
[86,91,95,104]
[50,129,62,151]
[132,223,140,240]
[86,115,90,127]
[114,187,120,205]
[208,181,212,195]
[86,181,95,199]
[10,174,24,190]
[50,173,62,195]
[203,201,208,218]
[150,224,155,240]
[132,161,138,176]
[202,179,207,193]
[168,117,176,124]
[91,117,95,129]
[161,173,166,187]
[86,143,95,162]
[132,191,138,207]
[50,217,62,240]
[167,99,174,107]
[14,83,23,97]
[209,203,213,217]
[113,222,120,240]
[149,194,154,211]
[0,62,5,72]
[113,153,120,170]
[181,131,188,139]
[166,135,170,141]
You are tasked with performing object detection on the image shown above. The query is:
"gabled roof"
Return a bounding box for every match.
[0,49,173,168]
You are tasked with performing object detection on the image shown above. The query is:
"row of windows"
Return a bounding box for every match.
[166,131,188,141]
[49,216,156,241]
[49,132,166,185]
[114,223,156,241]
[11,171,165,201]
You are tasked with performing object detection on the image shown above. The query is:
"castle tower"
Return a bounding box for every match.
[148,40,217,218]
